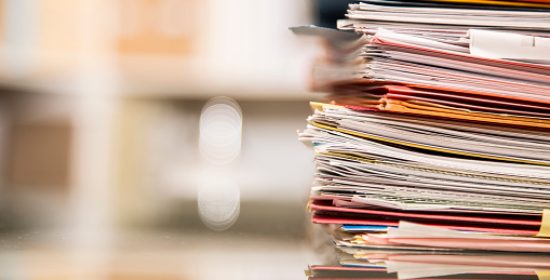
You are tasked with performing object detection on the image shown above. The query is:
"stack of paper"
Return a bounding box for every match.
[295,0,550,279]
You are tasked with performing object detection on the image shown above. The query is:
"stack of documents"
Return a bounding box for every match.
[295,0,550,279]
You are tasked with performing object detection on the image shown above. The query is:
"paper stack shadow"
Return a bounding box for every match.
[294,0,550,279]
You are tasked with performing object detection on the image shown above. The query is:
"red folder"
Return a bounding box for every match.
[312,215,539,236]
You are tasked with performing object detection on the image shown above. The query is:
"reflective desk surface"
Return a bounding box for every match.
[1,226,547,280]
[0,230,316,280]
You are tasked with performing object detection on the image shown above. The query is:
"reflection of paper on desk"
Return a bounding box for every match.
[386,260,528,280]
[470,29,550,64]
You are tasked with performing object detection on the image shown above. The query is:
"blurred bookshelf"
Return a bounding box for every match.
[0,0,318,238]
[0,0,324,279]
[0,1,324,279]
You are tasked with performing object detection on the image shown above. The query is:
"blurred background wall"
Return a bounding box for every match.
[0,0,351,279]
[0,0,320,231]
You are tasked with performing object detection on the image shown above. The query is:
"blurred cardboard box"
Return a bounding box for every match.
[117,0,197,55]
